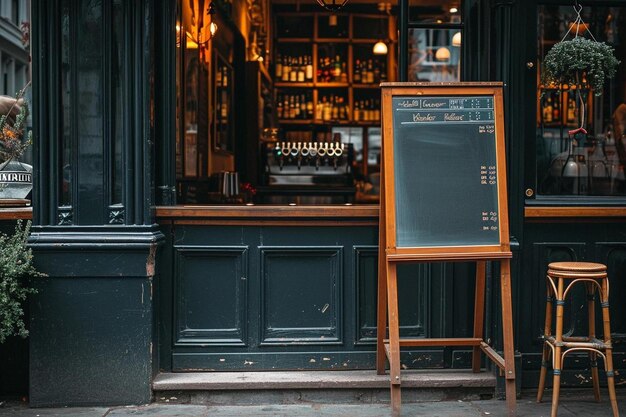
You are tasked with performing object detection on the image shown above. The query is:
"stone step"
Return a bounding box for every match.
[153,370,496,405]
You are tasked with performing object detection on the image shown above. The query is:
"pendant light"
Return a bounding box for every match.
[372,2,390,55]
[208,1,218,38]
[316,0,349,12]
[373,41,388,55]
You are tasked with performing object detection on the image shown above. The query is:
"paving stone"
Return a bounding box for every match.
[106,404,208,417]
[0,403,108,417]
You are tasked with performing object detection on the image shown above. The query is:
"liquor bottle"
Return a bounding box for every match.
[282,56,290,81]
[374,61,381,83]
[332,96,339,120]
[552,94,560,122]
[300,94,306,118]
[374,99,381,121]
[306,93,314,118]
[277,95,283,119]
[297,56,305,82]
[323,96,332,121]
[317,57,324,82]
[567,96,576,123]
[354,100,361,122]
[290,95,297,119]
[341,62,347,83]
[315,96,323,120]
[289,57,298,82]
[222,67,228,87]
[282,95,288,119]
[543,96,553,123]
[275,53,282,78]
[305,56,313,80]
[353,60,361,84]
[333,55,342,80]
[294,95,301,118]
[216,65,222,86]
[367,60,374,84]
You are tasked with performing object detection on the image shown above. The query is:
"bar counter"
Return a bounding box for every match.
[155,204,379,226]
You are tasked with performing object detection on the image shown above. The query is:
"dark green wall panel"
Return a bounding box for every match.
[29,277,153,406]
[260,247,342,345]
[161,224,476,372]
[174,246,248,346]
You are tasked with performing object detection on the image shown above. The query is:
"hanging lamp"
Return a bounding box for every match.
[316,0,348,12]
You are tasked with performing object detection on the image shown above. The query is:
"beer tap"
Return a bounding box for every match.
[278,142,285,170]
[295,142,303,170]
[281,142,291,163]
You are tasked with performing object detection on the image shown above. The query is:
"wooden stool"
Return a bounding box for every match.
[537,261,619,417]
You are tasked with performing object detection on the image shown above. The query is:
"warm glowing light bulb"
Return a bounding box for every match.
[452,31,461,47]
[209,22,218,36]
[449,7,458,13]
[373,41,388,55]
[435,47,450,61]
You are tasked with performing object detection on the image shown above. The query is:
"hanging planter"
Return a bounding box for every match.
[542,37,619,96]
[541,5,620,96]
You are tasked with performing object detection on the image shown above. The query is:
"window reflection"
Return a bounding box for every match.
[408,0,461,24]
[408,28,460,82]
[537,6,626,196]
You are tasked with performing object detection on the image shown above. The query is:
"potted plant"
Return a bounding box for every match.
[0,220,45,343]
[542,37,620,96]
[0,85,33,205]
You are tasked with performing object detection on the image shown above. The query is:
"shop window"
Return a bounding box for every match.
[536,5,626,197]
[407,1,462,83]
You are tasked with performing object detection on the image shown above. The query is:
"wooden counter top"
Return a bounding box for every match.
[0,206,32,220]
[524,206,626,219]
[155,205,380,226]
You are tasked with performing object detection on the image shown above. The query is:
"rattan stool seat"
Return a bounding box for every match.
[548,261,607,273]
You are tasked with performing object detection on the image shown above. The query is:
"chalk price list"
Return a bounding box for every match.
[481,211,498,232]
[480,165,497,186]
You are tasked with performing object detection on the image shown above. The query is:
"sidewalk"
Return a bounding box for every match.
[1,392,624,417]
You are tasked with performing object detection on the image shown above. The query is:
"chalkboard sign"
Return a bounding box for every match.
[377,84,516,415]
[381,83,510,258]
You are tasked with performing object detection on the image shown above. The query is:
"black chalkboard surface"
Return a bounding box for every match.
[392,95,500,247]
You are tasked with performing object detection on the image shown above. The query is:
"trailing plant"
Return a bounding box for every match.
[0,220,45,344]
[542,36,620,96]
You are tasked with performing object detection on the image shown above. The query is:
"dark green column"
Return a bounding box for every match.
[29,0,162,406]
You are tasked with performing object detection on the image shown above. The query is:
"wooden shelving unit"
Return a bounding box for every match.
[273,12,397,127]
[271,11,396,186]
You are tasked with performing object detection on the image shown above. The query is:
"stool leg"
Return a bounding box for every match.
[551,277,565,417]
[600,278,619,417]
[537,278,554,403]
[586,282,601,402]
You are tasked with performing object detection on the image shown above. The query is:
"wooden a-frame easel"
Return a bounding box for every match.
[375,83,517,416]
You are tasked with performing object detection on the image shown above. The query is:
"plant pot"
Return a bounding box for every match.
[0,159,32,206]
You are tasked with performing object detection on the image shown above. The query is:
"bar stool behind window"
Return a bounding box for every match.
[537,261,619,417]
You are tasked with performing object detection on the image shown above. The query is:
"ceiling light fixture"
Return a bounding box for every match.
[316,0,349,12]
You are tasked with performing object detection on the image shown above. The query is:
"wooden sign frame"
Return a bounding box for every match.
[376,82,516,415]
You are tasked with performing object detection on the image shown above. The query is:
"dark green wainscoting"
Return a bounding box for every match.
[158,221,482,372]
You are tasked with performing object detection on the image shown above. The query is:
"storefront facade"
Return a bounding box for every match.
[0,0,623,407]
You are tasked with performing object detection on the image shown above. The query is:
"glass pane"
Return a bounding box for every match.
[111,0,124,205]
[408,0,461,24]
[536,6,626,197]
[408,28,461,82]
[61,0,72,206]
